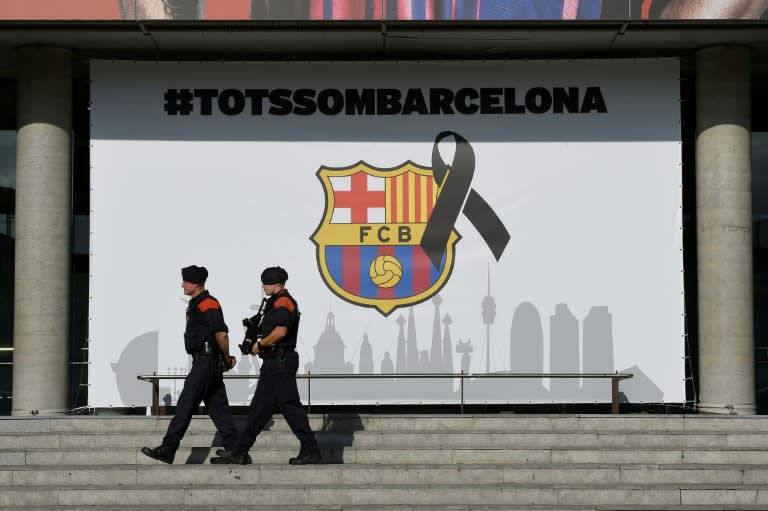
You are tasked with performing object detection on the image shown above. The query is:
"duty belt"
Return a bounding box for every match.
[190,343,219,363]
[191,350,211,363]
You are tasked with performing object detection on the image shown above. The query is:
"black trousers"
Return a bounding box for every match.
[234,351,318,456]
[162,356,238,451]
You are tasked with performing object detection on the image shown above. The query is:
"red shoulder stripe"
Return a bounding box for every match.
[197,297,220,312]
[273,297,296,312]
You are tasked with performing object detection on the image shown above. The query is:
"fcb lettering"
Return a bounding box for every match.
[359,225,413,243]
[163,86,608,116]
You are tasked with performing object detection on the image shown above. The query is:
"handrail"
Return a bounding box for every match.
[138,371,633,416]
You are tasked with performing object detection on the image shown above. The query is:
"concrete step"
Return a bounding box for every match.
[0,507,764,511]
[1,414,767,509]
[3,446,768,466]
[4,414,768,434]
[2,430,767,452]
[2,483,768,508]
[1,463,767,487]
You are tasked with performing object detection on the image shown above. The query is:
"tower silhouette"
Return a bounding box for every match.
[395,314,406,373]
[406,308,419,373]
[510,302,544,373]
[550,303,580,398]
[429,295,443,372]
[359,333,374,374]
[442,313,454,374]
[582,306,614,398]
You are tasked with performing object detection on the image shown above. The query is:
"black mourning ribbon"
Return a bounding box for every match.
[420,131,511,269]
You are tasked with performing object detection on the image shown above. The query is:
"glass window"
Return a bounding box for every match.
[0,130,14,413]
[753,132,768,413]
[70,67,90,411]
[0,79,14,415]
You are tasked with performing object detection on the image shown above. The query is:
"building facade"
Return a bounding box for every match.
[0,0,767,415]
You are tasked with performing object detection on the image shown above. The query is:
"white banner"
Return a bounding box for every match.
[90,59,684,406]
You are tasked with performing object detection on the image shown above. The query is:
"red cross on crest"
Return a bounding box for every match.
[333,172,386,223]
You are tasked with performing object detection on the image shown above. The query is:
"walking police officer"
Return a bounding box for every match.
[141,265,239,464]
[211,266,321,465]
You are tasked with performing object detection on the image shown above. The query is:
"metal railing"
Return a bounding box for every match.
[138,371,633,416]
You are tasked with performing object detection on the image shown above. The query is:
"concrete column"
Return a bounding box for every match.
[12,47,72,416]
[695,46,754,415]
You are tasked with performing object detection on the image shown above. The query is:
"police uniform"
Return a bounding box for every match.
[213,267,320,465]
[141,266,238,464]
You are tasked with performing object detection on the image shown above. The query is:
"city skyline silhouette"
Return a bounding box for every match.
[112,287,664,405]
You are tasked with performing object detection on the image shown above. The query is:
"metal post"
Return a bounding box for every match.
[307,370,311,414]
[460,370,464,414]
[151,377,160,416]
[611,377,619,414]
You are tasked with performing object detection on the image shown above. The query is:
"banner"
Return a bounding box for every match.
[2,0,766,20]
[90,59,684,406]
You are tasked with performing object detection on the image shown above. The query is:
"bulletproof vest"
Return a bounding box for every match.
[260,290,300,349]
[184,292,216,354]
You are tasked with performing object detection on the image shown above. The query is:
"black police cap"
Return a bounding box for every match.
[181,265,208,285]
[261,266,288,285]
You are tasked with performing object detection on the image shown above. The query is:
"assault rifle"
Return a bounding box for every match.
[238,298,267,355]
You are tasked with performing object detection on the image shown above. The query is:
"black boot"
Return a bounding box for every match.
[141,445,175,464]
[210,449,252,465]
[289,450,321,465]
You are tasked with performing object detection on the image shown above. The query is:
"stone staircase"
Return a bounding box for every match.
[0,414,767,509]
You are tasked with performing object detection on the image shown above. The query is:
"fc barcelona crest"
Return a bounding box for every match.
[311,160,459,315]
[311,132,512,317]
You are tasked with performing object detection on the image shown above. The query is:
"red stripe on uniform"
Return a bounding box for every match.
[377,246,397,299]
[342,246,361,295]
[412,246,432,293]
[273,296,296,312]
[197,297,220,312]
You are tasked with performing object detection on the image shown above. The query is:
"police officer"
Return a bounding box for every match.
[141,265,239,464]
[211,266,321,465]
